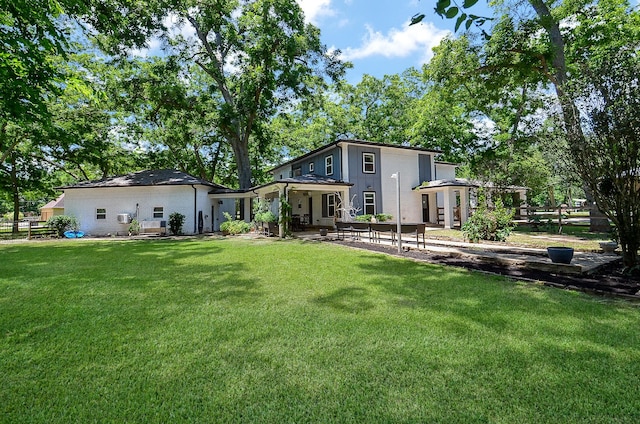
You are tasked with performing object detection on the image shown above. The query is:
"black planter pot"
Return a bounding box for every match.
[547,247,574,264]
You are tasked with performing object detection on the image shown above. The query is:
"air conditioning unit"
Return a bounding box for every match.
[117,213,131,224]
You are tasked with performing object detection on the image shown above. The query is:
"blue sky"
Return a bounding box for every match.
[297,0,482,83]
[301,0,640,83]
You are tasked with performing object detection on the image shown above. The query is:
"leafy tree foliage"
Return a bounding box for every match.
[90,0,345,189]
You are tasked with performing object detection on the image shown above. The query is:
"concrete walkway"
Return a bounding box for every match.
[297,230,619,276]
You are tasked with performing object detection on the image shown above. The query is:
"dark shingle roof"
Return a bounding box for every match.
[59,169,226,189]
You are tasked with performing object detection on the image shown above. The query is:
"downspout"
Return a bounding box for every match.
[191,185,197,234]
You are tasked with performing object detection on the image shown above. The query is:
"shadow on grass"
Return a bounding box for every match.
[313,286,375,313]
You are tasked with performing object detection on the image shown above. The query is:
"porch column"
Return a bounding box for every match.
[243,196,252,223]
[278,186,287,238]
[429,193,438,224]
[459,188,469,226]
[443,188,454,229]
[341,189,349,223]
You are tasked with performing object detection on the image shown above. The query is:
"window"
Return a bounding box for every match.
[325,155,333,175]
[322,193,338,217]
[308,162,314,173]
[153,207,164,218]
[96,208,106,220]
[293,167,302,177]
[363,152,375,173]
[363,192,376,215]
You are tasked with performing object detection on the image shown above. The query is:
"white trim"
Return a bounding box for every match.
[96,208,106,220]
[309,162,314,173]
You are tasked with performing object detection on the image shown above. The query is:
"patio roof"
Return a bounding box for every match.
[414,178,479,191]
[253,174,354,191]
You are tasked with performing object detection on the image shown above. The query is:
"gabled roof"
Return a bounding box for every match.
[40,194,64,209]
[270,139,444,172]
[59,169,227,189]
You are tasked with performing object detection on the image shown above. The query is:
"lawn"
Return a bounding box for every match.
[1,238,639,423]
[427,225,610,251]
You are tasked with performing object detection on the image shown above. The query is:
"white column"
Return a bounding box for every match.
[459,188,469,226]
[278,186,286,238]
[243,196,252,223]
[443,188,454,229]
[429,193,438,224]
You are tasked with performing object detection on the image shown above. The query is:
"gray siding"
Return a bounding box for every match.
[347,145,382,213]
[418,154,432,184]
[292,147,342,180]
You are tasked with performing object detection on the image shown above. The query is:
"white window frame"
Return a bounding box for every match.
[327,193,335,217]
[363,152,375,173]
[325,155,333,175]
[363,192,376,215]
[153,207,164,219]
[96,208,106,220]
[309,162,314,173]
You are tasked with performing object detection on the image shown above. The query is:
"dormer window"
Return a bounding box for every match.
[363,153,375,173]
[325,155,333,175]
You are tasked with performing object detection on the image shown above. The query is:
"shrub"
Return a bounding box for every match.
[168,212,185,235]
[254,211,276,223]
[220,212,251,235]
[462,197,514,242]
[47,215,79,237]
[128,219,140,235]
[355,213,393,222]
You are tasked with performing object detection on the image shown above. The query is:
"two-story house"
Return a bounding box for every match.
[245,139,478,231]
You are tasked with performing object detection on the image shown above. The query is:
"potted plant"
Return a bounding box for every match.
[547,246,574,264]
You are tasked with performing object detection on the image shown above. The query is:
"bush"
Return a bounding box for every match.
[462,197,515,242]
[355,213,393,222]
[168,212,185,235]
[254,211,276,223]
[128,219,140,235]
[220,212,251,235]
[47,215,79,237]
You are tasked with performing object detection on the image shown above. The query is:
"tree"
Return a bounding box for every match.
[91,0,344,189]
[414,0,640,266]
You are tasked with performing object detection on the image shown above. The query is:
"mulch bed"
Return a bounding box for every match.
[330,240,640,301]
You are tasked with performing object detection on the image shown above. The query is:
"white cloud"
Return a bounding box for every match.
[340,21,450,65]
[296,0,335,24]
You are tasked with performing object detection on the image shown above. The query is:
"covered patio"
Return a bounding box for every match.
[252,175,354,237]
[415,179,477,229]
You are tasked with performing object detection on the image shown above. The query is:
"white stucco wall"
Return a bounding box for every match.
[63,185,215,235]
[378,147,424,223]
[434,163,458,207]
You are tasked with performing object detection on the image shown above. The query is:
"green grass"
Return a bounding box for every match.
[1,238,639,423]
[427,225,610,251]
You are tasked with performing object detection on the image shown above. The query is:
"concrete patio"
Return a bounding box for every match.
[296,230,620,276]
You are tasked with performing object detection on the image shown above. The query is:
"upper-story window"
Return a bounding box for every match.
[309,162,314,173]
[363,152,375,173]
[325,155,333,175]
[293,167,302,177]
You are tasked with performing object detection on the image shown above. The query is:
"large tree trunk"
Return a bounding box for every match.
[230,136,253,190]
